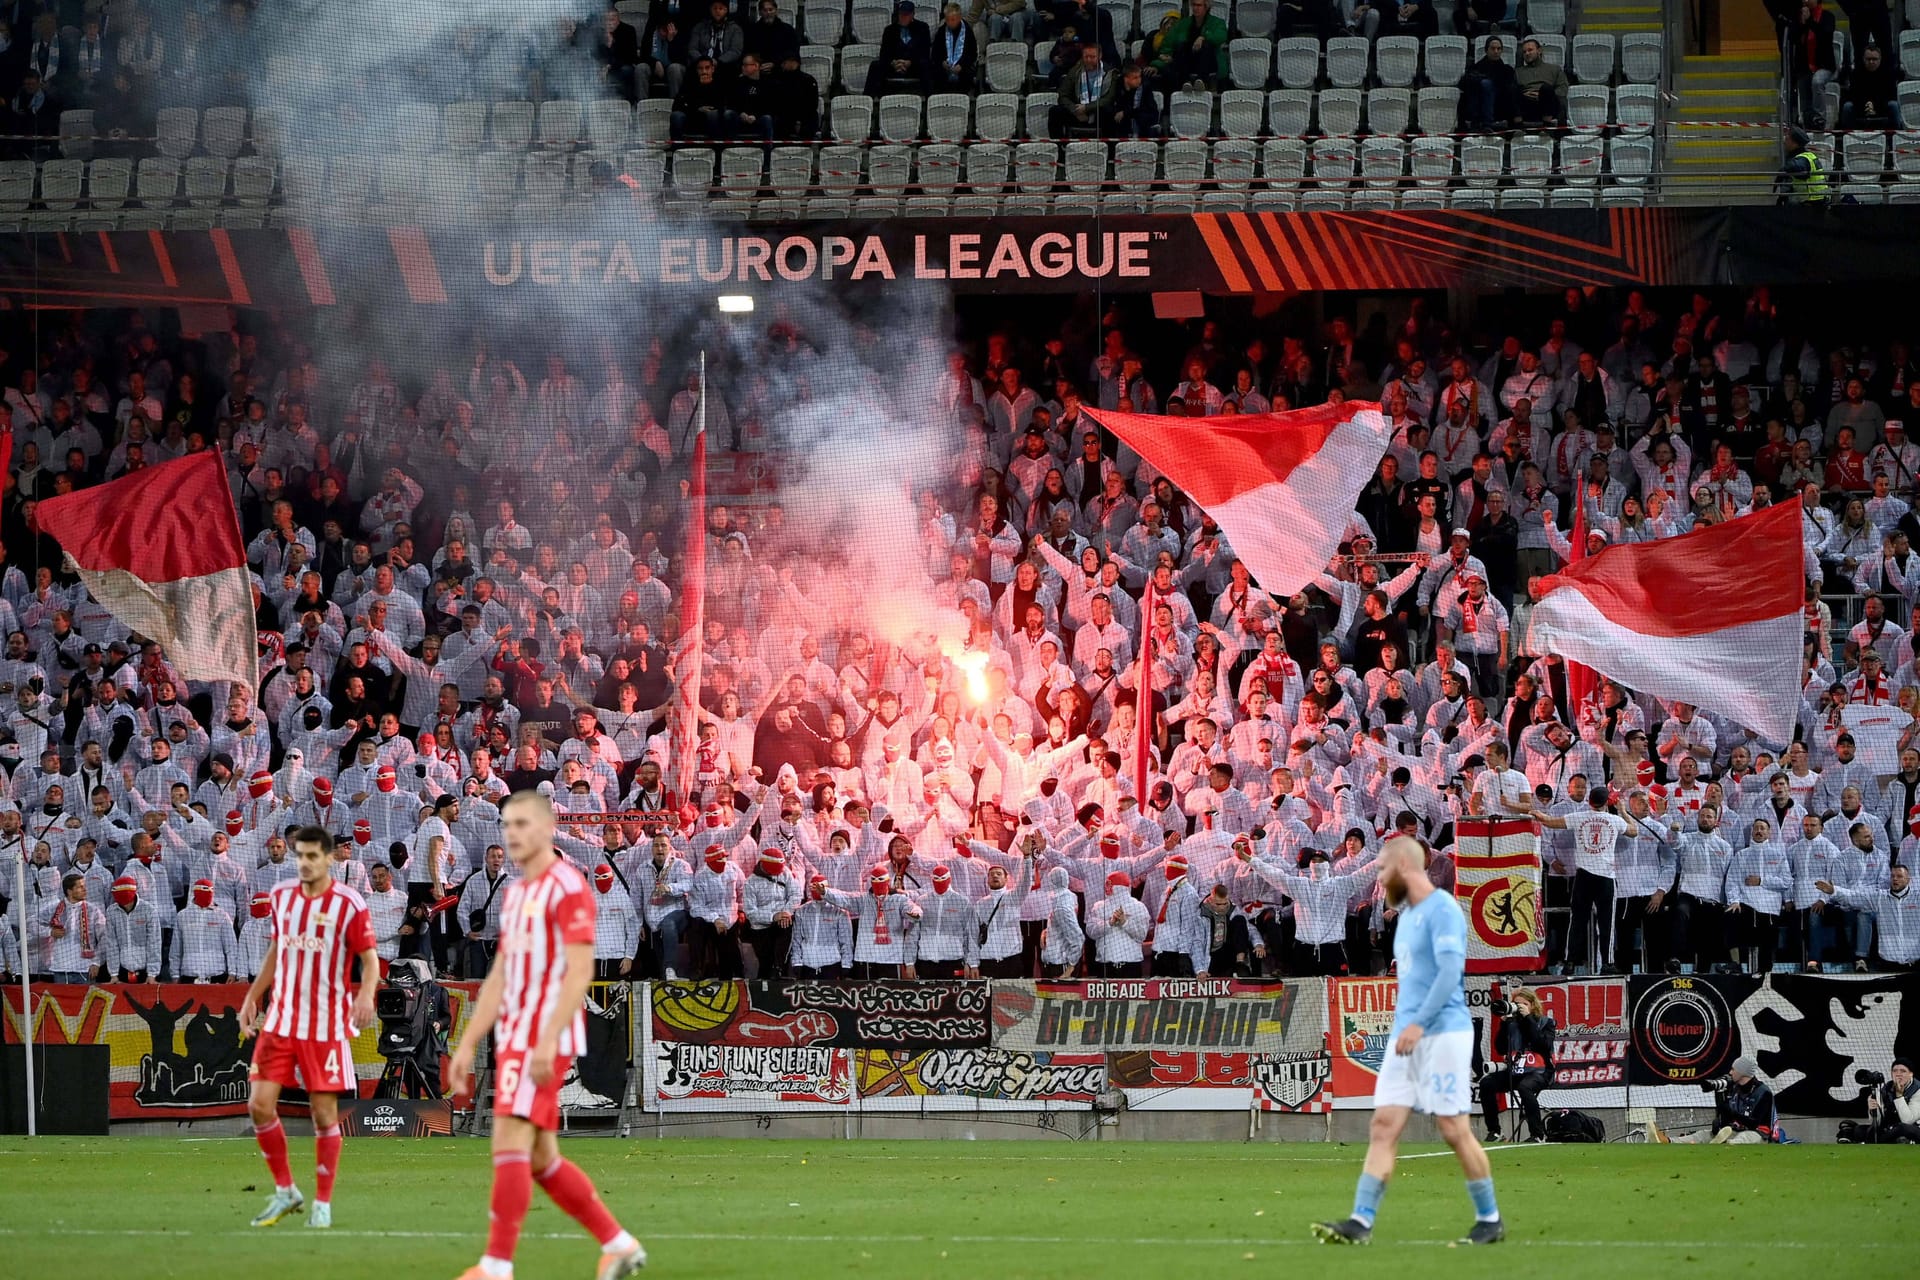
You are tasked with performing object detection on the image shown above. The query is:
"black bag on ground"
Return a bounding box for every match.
[1543,1109,1606,1142]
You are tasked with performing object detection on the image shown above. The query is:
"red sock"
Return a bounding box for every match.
[314,1125,342,1203]
[254,1118,293,1189]
[486,1151,533,1263]
[534,1157,623,1246]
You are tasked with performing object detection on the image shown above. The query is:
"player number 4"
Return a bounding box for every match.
[324,1049,341,1079]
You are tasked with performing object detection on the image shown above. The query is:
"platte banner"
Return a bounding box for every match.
[1104,1049,1332,1114]
[990,979,1326,1054]
[1453,818,1545,974]
[651,980,990,1049]
[853,1048,1105,1104]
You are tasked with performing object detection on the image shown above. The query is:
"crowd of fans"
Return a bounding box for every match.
[1,283,1918,996]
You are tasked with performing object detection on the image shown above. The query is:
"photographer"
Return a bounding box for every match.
[1479,987,1556,1143]
[1675,1056,1779,1144]
[1864,1059,1920,1143]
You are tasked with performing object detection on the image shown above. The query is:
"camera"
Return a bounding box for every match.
[1856,1069,1886,1087]
[1699,1075,1731,1092]
[1488,998,1513,1018]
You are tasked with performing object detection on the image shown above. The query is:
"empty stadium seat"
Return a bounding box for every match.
[974,93,1020,141]
[1319,88,1363,137]
[1311,136,1357,184]
[1376,37,1419,88]
[918,143,963,194]
[1360,136,1406,186]
[58,109,93,160]
[1228,38,1270,89]
[1509,135,1553,186]
[1114,140,1158,191]
[1410,136,1454,184]
[1565,85,1610,132]
[1424,35,1468,87]
[1367,88,1411,136]
[183,156,230,206]
[1415,86,1459,134]
[1276,37,1320,90]
[926,94,970,143]
[1558,134,1604,184]
[1163,139,1207,188]
[1013,142,1059,193]
[1615,84,1657,132]
[155,107,197,159]
[1326,37,1370,89]
[966,141,1012,192]
[1609,135,1652,184]
[38,158,82,209]
[492,101,536,149]
[1620,33,1662,84]
[135,156,182,207]
[1220,90,1264,137]
[1460,137,1505,186]
[879,94,924,142]
[1169,89,1214,138]
[203,107,248,159]
[1267,89,1313,136]
[1571,33,1616,84]
[1213,139,1256,188]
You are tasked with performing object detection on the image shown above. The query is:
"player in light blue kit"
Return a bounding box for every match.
[1314,835,1505,1246]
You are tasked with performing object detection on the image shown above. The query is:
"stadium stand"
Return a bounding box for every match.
[0,0,1699,225]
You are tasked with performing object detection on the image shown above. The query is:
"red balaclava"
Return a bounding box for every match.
[1106,870,1132,893]
[312,777,334,805]
[703,845,729,874]
[704,803,726,828]
[808,873,828,900]
[1100,831,1122,859]
[758,849,786,877]
[869,864,892,896]
[376,765,397,793]
[225,810,245,836]
[930,865,952,895]
[191,879,215,909]
[249,770,273,799]
[354,818,373,846]
[249,892,272,919]
[594,864,615,895]
[112,877,138,908]
[1164,853,1189,882]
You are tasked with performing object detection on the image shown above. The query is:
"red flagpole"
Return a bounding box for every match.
[673,354,708,807]
[1132,582,1157,811]
[1565,487,1596,724]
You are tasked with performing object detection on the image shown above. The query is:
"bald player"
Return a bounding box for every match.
[1313,834,1505,1246]
[448,791,647,1280]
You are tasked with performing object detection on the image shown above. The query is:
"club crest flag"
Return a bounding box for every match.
[1453,817,1545,974]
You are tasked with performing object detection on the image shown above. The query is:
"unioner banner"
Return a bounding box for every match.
[650,1042,853,1107]
[1453,817,1546,974]
[990,979,1327,1054]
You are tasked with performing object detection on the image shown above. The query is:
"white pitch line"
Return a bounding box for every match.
[0,1226,1883,1251]
[1400,1142,1561,1159]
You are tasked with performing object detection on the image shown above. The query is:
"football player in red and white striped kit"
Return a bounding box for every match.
[237,826,379,1231]
[448,791,646,1280]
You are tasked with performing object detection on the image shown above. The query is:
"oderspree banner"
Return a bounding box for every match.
[651,979,991,1049]
[990,979,1326,1054]
[854,1048,1106,1103]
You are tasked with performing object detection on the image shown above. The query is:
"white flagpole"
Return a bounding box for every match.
[14,848,34,1136]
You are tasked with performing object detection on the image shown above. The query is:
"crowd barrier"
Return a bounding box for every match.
[6,972,1914,1124]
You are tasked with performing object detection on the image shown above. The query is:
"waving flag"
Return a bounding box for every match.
[1525,501,1803,741]
[36,451,258,691]
[1087,402,1390,597]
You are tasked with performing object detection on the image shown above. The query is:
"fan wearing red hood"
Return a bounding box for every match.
[174,878,238,981]
[589,862,641,979]
[687,843,746,977]
[743,848,802,978]
[816,863,924,977]
[236,891,276,980]
[104,875,163,982]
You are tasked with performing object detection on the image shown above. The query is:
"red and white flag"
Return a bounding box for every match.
[36,450,258,691]
[1525,501,1803,742]
[1087,402,1391,597]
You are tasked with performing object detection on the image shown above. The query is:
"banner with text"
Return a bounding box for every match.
[1628,972,1920,1115]
[651,979,991,1050]
[1453,818,1546,974]
[1105,1048,1333,1114]
[990,979,1326,1055]
[853,1048,1106,1105]
[1327,976,1398,1108]
[1467,977,1630,1107]
[649,1041,853,1108]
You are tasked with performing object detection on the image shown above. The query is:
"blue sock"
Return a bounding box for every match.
[1467,1176,1499,1222]
[1350,1172,1386,1227]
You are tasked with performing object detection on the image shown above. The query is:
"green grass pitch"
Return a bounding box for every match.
[0,1137,1908,1278]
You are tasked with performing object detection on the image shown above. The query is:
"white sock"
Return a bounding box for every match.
[603,1230,639,1254]
[314,1201,329,1210]
[479,1258,513,1278]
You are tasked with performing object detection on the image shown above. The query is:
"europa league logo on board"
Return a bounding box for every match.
[1629,976,1738,1084]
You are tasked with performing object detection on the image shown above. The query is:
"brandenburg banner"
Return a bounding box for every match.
[989,979,1326,1054]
